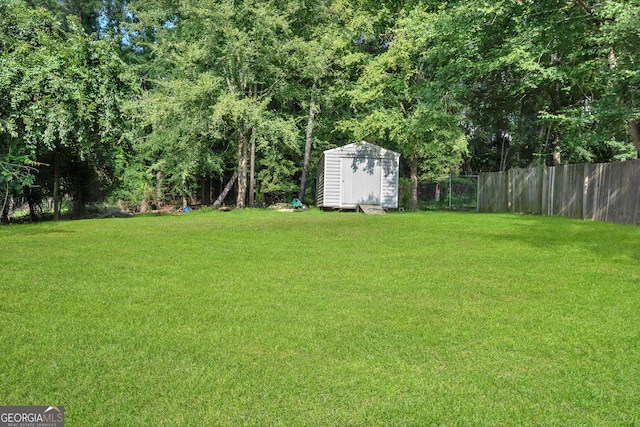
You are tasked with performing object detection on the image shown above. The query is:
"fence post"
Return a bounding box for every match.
[582,163,589,221]
[592,163,602,221]
[449,173,452,209]
[549,166,555,216]
[507,169,512,212]
[537,165,544,215]
[476,174,481,212]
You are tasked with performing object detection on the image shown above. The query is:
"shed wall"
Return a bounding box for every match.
[382,165,399,208]
[315,154,325,206]
[322,153,342,207]
[341,156,383,205]
[316,142,399,209]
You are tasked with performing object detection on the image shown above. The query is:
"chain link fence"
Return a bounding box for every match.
[400,175,478,211]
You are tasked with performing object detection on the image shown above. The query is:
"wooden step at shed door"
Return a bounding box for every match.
[358,204,386,215]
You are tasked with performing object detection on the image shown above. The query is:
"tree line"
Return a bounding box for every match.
[2,0,639,221]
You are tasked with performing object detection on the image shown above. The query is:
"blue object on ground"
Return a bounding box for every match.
[290,198,302,208]
[182,206,191,212]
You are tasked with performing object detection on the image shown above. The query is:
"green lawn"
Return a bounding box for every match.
[1,209,639,425]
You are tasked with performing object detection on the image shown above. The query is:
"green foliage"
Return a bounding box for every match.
[0,144,38,219]
[254,113,300,196]
[0,0,138,219]
[136,68,226,200]
[344,8,469,182]
[451,0,639,169]
[23,0,127,34]
[114,0,640,208]
[108,153,150,210]
[130,0,307,205]
[4,0,640,214]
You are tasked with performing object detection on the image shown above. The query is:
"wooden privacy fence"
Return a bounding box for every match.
[478,159,640,225]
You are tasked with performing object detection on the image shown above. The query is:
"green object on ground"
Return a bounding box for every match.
[290,198,302,208]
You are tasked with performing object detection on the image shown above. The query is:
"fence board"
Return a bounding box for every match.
[478,159,640,226]
[478,170,508,212]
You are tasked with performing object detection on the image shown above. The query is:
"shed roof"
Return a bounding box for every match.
[322,141,399,158]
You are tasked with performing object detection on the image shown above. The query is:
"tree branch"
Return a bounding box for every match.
[575,0,593,15]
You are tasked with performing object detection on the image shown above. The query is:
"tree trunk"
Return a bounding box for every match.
[248,84,258,207]
[53,148,60,221]
[606,45,638,156]
[3,196,14,223]
[236,126,250,208]
[0,202,7,224]
[299,78,317,201]
[213,171,238,208]
[8,196,14,219]
[209,176,214,205]
[25,187,37,222]
[139,184,149,214]
[73,187,87,219]
[498,130,509,171]
[550,54,563,166]
[601,43,638,157]
[249,126,256,207]
[410,145,419,211]
[1,179,9,224]
[628,121,640,156]
[552,129,562,166]
[156,170,163,207]
[608,47,617,69]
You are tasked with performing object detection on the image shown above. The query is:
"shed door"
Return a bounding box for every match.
[341,157,382,205]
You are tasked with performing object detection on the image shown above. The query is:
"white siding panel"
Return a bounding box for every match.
[341,157,382,206]
[315,155,325,206]
[324,155,342,206]
[380,154,399,208]
[316,141,400,209]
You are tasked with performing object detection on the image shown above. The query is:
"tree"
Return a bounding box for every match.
[345,7,468,210]
[6,0,638,221]
[24,0,132,36]
[451,0,637,170]
[0,0,138,221]
[597,0,640,156]
[131,0,300,208]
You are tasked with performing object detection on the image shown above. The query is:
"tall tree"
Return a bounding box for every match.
[598,0,640,156]
[454,0,637,170]
[345,7,468,210]
[131,0,300,208]
[1,1,138,220]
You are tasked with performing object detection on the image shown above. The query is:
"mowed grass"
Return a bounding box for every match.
[1,209,639,425]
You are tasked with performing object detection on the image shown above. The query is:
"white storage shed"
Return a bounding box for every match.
[316,141,400,209]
